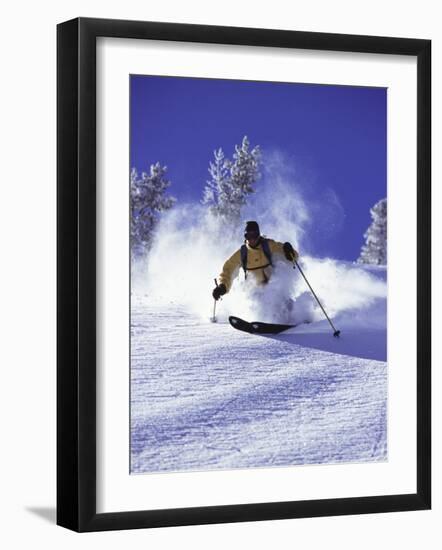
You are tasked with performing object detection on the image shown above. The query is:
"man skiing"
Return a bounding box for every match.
[212,220,299,300]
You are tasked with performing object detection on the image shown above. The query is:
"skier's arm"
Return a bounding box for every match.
[218,249,241,293]
[269,239,299,262]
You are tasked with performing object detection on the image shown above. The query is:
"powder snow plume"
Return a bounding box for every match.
[132,159,386,331]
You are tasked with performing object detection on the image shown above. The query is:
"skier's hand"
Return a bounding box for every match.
[212,283,227,301]
[283,242,298,262]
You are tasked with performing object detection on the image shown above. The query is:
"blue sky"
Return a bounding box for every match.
[130,75,386,261]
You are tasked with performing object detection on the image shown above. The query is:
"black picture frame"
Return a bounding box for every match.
[57,17,431,532]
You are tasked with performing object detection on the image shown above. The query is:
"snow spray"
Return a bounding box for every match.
[132,157,386,332]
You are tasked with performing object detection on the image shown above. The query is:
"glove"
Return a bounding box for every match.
[283,242,297,262]
[212,283,227,301]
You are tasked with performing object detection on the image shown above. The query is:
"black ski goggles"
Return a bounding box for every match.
[244,230,260,240]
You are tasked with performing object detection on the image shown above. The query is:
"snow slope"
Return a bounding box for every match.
[131,261,387,474]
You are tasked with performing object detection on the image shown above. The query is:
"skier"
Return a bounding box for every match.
[212,220,299,301]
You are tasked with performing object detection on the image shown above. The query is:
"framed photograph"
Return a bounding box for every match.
[57,17,431,532]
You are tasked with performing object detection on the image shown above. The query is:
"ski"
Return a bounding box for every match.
[229,315,296,334]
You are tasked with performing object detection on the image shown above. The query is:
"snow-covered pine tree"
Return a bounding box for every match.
[358,198,387,265]
[130,162,176,258]
[202,148,232,219]
[230,136,261,218]
[202,136,261,227]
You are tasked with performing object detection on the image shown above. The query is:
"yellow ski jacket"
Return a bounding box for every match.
[218,238,299,292]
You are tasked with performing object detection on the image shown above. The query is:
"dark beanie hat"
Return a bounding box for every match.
[245,220,260,234]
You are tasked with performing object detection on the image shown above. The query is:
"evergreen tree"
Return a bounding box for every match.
[202,136,261,227]
[358,198,387,265]
[130,162,176,258]
[202,148,232,219]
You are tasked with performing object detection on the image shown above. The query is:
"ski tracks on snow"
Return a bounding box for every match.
[130,301,387,474]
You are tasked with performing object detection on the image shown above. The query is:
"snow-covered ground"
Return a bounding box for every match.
[130,262,387,474]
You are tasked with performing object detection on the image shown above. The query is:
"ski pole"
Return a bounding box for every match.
[294,260,341,337]
[211,278,219,323]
